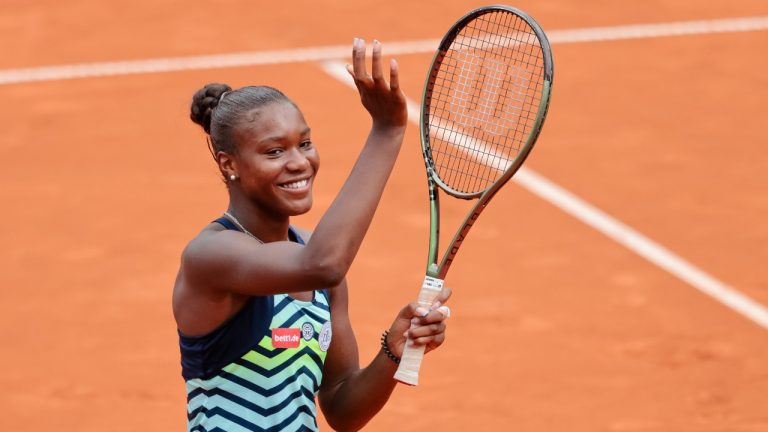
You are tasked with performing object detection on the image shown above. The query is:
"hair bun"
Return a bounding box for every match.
[190,83,233,133]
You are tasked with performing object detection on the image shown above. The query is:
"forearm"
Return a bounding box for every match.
[301,126,404,284]
[318,281,452,431]
[322,349,400,432]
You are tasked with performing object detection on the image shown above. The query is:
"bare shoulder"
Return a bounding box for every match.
[174,223,247,334]
[180,222,248,277]
[175,222,246,298]
[182,223,228,261]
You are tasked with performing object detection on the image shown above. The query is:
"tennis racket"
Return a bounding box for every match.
[393,5,554,385]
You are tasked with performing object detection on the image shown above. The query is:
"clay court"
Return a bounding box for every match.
[1,1,767,430]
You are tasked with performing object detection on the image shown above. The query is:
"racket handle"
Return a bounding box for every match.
[394,275,444,386]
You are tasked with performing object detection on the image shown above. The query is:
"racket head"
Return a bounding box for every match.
[420,5,554,199]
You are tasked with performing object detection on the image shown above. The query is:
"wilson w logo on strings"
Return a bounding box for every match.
[449,51,532,136]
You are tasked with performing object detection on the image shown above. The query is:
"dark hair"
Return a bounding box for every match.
[190,83,293,154]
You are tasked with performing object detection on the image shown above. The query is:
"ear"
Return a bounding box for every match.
[217,151,237,181]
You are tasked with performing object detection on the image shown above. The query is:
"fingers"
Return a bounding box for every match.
[403,285,452,344]
[407,301,449,333]
[386,294,451,354]
[435,305,451,318]
[410,333,446,349]
[371,40,383,83]
[351,37,369,82]
[389,59,400,91]
[435,286,453,306]
[411,305,450,325]
[406,321,447,350]
[347,38,396,91]
[407,321,446,339]
[407,285,452,323]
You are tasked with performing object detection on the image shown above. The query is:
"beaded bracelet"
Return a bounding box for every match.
[380,330,401,365]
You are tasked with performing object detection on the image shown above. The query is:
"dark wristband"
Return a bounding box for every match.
[380,330,400,365]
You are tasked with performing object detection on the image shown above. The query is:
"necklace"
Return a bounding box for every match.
[223,211,264,243]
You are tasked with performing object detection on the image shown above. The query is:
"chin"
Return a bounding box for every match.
[286,199,313,216]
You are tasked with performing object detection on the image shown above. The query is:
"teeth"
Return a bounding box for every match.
[281,179,308,189]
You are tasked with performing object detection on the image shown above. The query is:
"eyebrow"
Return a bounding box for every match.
[259,127,312,144]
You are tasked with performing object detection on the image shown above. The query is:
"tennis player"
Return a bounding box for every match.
[173,39,451,431]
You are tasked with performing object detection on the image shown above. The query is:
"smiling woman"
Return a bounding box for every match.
[172,39,452,432]
[209,89,318,221]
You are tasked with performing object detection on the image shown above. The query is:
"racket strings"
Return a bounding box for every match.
[427,10,546,194]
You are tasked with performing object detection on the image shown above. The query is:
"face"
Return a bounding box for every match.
[226,101,319,217]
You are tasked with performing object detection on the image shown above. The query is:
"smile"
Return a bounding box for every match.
[278,179,310,190]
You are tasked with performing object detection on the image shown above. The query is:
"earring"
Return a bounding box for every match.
[229,174,237,181]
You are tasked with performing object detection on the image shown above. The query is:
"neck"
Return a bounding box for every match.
[227,193,290,243]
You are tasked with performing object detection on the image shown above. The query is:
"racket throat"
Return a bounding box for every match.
[439,208,481,278]
[426,182,441,274]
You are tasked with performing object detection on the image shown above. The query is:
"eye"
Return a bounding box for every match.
[265,148,284,157]
[299,140,313,149]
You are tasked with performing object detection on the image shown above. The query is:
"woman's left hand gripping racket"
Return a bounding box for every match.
[394,5,554,386]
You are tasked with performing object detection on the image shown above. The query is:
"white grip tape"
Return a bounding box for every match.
[393,275,444,385]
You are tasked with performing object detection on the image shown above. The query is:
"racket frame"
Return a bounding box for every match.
[421,5,554,279]
[395,5,553,386]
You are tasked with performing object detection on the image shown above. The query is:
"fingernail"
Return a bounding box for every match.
[430,301,442,310]
[415,307,428,317]
[411,318,420,325]
[403,331,409,338]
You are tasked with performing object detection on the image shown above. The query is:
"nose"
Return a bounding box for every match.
[286,148,311,172]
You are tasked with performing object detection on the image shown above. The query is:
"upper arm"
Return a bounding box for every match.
[182,228,338,297]
[317,278,360,411]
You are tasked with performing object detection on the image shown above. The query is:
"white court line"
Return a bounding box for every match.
[320,59,768,331]
[2,16,768,85]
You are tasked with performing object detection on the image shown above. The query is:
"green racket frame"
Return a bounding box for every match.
[394,5,554,386]
[422,5,554,280]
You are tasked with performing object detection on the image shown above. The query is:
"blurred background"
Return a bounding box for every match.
[1,1,767,430]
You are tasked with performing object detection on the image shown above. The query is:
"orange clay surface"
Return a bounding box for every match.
[1,1,767,431]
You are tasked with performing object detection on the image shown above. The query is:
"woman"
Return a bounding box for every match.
[173,38,451,431]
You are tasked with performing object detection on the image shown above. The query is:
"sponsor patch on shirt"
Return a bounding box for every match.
[271,328,301,348]
[318,321,332,352]
[301,322,315,341]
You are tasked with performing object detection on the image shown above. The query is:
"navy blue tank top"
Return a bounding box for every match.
[179,217,332,431]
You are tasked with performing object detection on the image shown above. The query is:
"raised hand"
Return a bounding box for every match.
[346,38,408,130]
